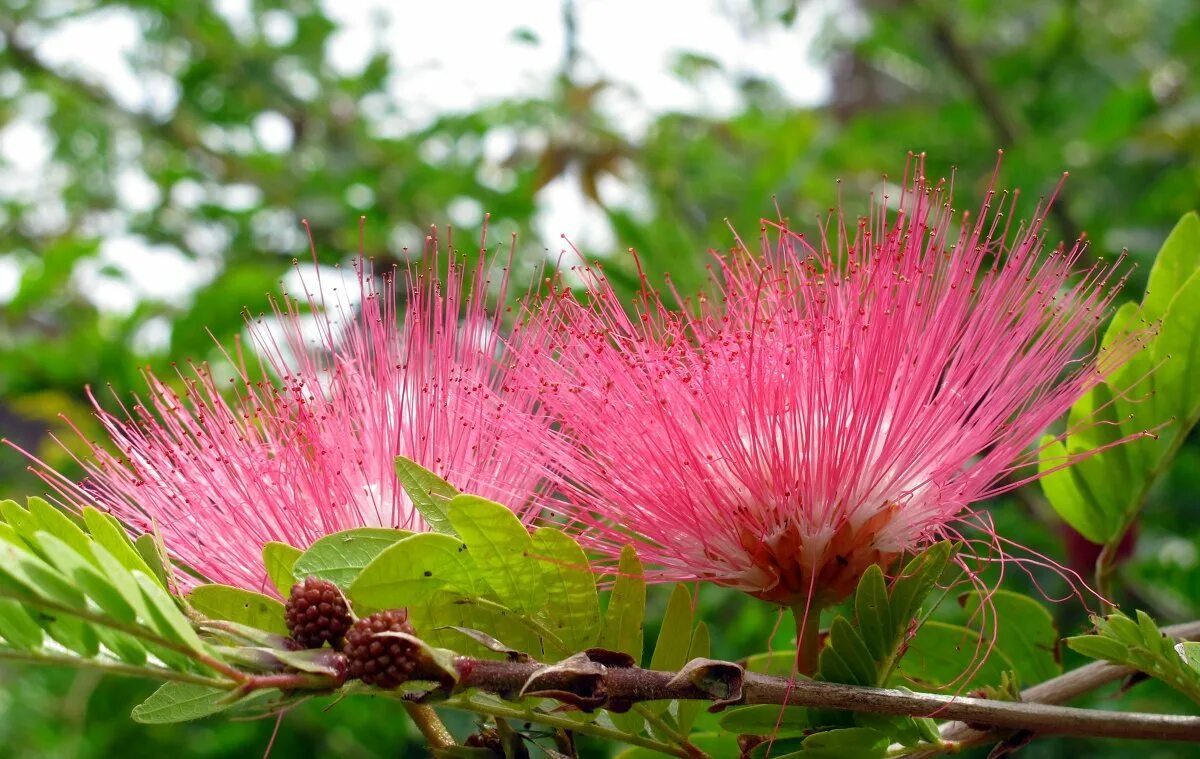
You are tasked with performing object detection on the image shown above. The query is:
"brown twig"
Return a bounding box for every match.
[446,649,1200,743]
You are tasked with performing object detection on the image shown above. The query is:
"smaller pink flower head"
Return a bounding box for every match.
[516,160,1143,607]
[16,229,555,593]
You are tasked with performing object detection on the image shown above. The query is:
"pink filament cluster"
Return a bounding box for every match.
[20,232,555,593]
[516,165,1141,606]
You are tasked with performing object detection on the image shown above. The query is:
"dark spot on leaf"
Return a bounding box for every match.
[423,570,432,577]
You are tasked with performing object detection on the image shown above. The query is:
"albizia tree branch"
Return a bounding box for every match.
[431,652,1200,744]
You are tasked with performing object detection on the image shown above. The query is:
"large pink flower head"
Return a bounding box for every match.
[15,229,555,592]
[518,160,1142,609]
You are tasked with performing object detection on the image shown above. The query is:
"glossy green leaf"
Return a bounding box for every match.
[1038,436,1112,543]
[1151,271,1200,429]
[446,495,544,615]
[529,527,600,653]
[261,542,302,597]
[1040,213,1200,545]
[350,532,487,610]
[394,456,459,534]
[291,528,410,589]
[187,585,289,636]
[1143,212,1200,322]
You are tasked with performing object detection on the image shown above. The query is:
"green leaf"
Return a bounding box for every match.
[643,583,694,715]
[776,727,889,758]
[1151,270,1200,429]
[819,617,878,686]
[134,534,171,589]
[0,499,38,538]
[350,532,487,609]
[1040,213,1200,545]
[43,614,101,658]
[960,590,1061,683]
[394,456,459,534]
[719,704,810,736]
[407,589,543,658]
[34,531,137,624]
[893,621,1014,690]
[292,528,410,589]
[86,541,158,634]
[187,585,289,636]
[1065,610,1200,703]
[1066,634,1131,663]
[1038,436,1113,543]
[889,542,953,637]
[677,621,710,733]
[1178,641,1200,673]
[744,650,797,676]
[0,539,89,610]
[261,542,302,597]
[446,495,544,615]
[93,625,148,666]
[82,508,157,578]
[599,545,646,663]
[529,527,600,653]
[649,584,693,672]
[1143,212,1200,322]
[599,545,646,733]
[133,572,206,653]
[0,598,45,650]
[613,733,730,758]
[853,711,938,749]
[854,565,892,664]
[28,497,93,561]
[131,683,246,724]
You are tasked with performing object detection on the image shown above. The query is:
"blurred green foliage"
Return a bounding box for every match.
[1,0,1199,756]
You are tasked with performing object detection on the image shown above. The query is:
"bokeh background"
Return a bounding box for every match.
[1,0,1198,756]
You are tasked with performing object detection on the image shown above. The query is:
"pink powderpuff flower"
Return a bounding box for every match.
[516,160,1145,612]
[12,228,557,593]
